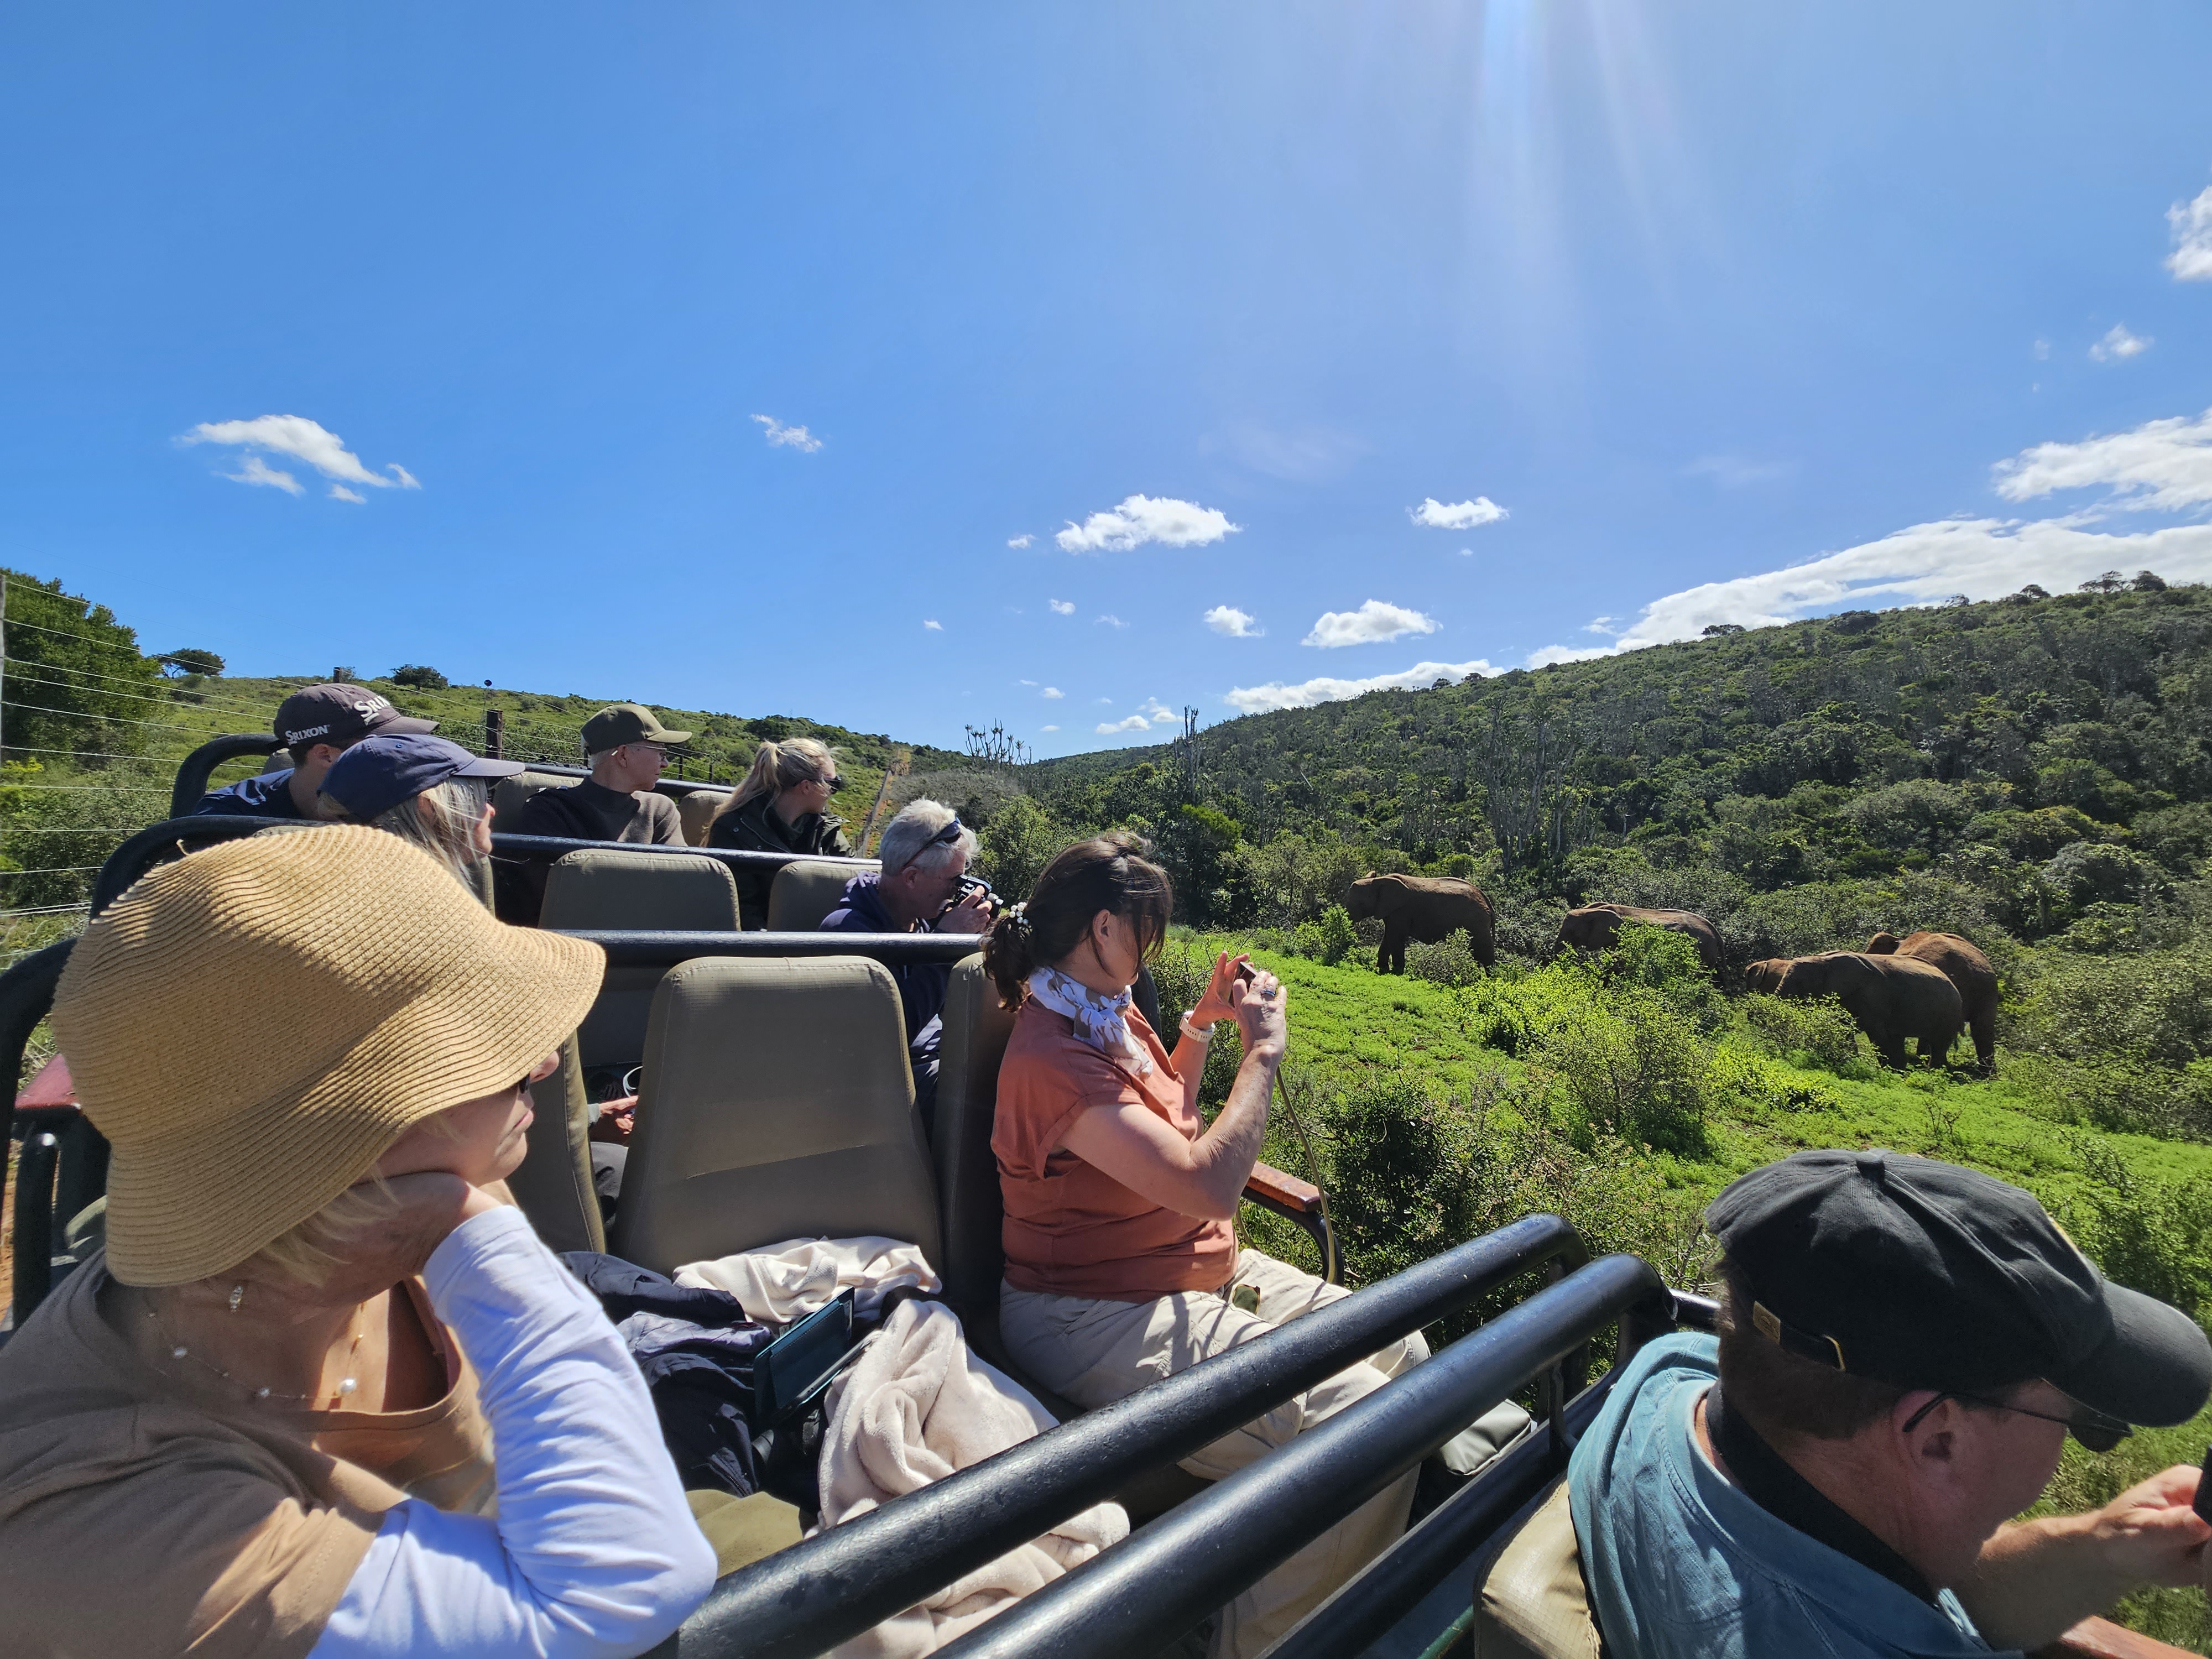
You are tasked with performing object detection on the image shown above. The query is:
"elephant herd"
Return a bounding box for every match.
[1341,873,1996,1071]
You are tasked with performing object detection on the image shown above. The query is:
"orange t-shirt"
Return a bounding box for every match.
[993,997,1235,1302]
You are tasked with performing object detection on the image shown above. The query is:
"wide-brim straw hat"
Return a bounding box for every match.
[50,823,605,1285]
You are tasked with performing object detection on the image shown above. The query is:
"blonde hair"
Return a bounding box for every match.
[321,775,491,891]
[712,737,837,826]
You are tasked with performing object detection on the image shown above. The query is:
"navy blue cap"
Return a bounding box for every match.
[320,734,524,823]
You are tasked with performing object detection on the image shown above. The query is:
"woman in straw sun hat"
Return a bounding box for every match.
[0,825,715,1658]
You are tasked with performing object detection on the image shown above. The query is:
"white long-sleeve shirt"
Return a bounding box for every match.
[309,1205,717,1659]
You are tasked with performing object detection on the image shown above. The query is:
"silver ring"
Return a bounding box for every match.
[1259,984,1277,1001]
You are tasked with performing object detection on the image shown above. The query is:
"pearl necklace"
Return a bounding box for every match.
[144,1296,367,1408]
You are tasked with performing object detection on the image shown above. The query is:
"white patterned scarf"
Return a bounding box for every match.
[1025,966,1153,1077]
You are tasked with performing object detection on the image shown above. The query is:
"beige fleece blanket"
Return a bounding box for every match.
[820,1298,1129,1658]
[673,1235,941,1324]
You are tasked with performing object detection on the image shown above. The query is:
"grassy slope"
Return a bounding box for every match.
[1172,930,2212,1651]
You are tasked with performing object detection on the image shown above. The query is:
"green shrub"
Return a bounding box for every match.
[2059,1131,2212,1328]
[1525,977,1713,1157]
[1314,904,1357,967]
[1405,932,1484,987]
[1739,992,1865,1073]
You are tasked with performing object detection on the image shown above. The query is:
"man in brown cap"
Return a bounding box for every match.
[500,705,691,919]
[194,683,438,820]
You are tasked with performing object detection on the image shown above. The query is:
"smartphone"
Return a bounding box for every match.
[1233,960,1257,986]
[2195,1446,2212,1524]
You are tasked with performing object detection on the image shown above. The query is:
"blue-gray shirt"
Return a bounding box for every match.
[1568,1333,2005,1659]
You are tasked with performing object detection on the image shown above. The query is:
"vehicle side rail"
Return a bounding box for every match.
[89,820,878,918]
[1267,1287,1713,1659]
[656,1212,1593,1659]
[169,734,285,818]
[171,735,739,821]
[933,1253,1669,1659]
[552,930,994,968]
[1240,1162,1340,1285]
[1,940,80,1332]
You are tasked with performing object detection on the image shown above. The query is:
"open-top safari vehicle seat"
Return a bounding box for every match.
[4,818,2183,1658]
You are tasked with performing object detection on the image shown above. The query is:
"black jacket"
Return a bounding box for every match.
[707,795,852,928]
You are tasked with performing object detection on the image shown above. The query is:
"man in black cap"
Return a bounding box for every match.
[499,703,690,921]
[193,684,437,819]
[1570,1149,2212,1659]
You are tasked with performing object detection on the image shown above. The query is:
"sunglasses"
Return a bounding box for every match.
[925,817,965,848]
[1900,1389,2131,1453]
[817,774,845,792]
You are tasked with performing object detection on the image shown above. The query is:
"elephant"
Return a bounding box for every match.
[1866,931,1997,1071]
[1557,903,1723,971]
[1743,951,1964,1070]
[1344,873,1495,974]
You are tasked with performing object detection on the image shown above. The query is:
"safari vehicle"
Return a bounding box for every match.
[0,743,2181,1658]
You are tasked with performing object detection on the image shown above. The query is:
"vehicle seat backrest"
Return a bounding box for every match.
[541,849,742,1073]
[675,791,725,848]
[493,769,573,827]
[540,847,741,932]
[767,858,871,931]
[608,955,941,1275]
[505,1036,604,1254]
[1473,1477,1604,1659]
[933,956,1015,1321]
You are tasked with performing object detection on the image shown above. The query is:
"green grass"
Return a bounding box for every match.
[1160,926,2212,1653]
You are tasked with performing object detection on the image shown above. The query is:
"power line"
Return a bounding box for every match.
[0,609,222,667]
[2,696,241,733]
[2,661,272,719]
[0,902,92,918]
[3,782,169,793]
[0,827,138,834]
[0,744,179,765]
[0,866,107,878]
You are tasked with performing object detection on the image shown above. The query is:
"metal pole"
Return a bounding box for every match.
[664,1214,1590,1659]
[2,571,11,765]
[933,1255,1667,1659]
[485,706,504,760]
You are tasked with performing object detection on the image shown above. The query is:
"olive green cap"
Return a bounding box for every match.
[582,702,692,752]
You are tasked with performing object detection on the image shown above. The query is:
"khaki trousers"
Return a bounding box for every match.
[1001,1249,1522,1659]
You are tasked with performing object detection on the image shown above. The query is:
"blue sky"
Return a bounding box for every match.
[3,5,2210,755]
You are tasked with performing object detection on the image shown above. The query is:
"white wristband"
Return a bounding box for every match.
[1178,1015,1214,1044]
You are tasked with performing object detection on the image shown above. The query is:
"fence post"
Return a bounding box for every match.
[485,707,504,759]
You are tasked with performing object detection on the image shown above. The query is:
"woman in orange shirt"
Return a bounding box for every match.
[983,833,1506,1659]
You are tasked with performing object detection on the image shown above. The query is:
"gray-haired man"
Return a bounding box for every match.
[820,799,991,1133]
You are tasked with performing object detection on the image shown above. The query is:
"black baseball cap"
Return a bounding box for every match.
[276,684,437,749]
[320,734,523,822]
[1709,1149,2212,1427]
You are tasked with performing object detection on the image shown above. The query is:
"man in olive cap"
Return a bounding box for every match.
[1571,1149,2212,1659]
[501,705,690,919]
[194,683,439,820]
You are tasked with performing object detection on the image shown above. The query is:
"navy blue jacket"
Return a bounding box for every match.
[192,769,309,818]
[821,874,949,1129]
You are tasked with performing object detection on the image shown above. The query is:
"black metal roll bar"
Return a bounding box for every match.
[935,1254,1672,1659]
[553,930,990,968]
[169,734,285,818]
[88,819,878,918]
[658,1212,1590,1659]
[170,733,744,823]
[1266,1287,1714,1659]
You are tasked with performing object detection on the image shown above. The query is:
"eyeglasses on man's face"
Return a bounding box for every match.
[1900,1388,2131,1453]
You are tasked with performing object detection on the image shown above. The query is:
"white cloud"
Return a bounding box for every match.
[1057,494,1239,554]
[1204,605,1262,637]
[1008,534,1034,549]
[1097,714,1153,734]
[1041,724,1059,732]
[1528,643,1620,667]
[1458,547,1474,557]
[224,454,303,495]
[1139,697,1176,723]
[1225,659,1496,714]
[2033,338,2052,361]
[1584,616,1618,635]
[1302,598,1441,649]
[2089,324,2152,362]
[752,414,822,451]
[1048,598,1076,615]
[1992,407,2212,513]
[1097,613,1128,628]
[1408,496,1507,530]
[329,484,367,504]
[2169,181,2212,281]
[1041,686,1063,699]
[182,414,416,496]
[1096,697,1114,705]
[923,619,944,631]
[1204,422,1367,483]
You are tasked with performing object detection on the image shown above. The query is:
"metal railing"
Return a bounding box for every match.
[656,1213,1593,1659]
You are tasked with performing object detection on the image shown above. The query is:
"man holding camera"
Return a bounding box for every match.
[820,799,990,1134]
